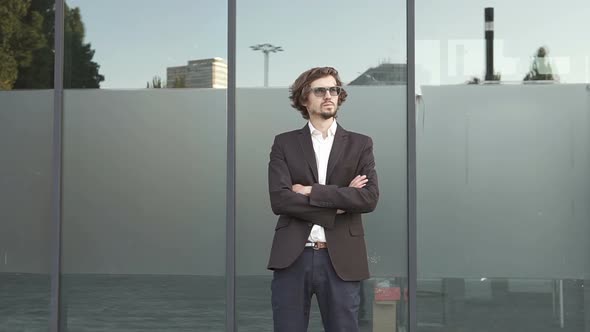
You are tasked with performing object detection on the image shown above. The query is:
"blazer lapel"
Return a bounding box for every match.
[326,124,348,183]
[297,125,319,182]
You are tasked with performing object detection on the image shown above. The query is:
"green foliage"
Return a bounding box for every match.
[466,72,500,85]
[467,77,481,85]
[147,75,164,88]
[172,74,186,88]
[13,0,53,88]
[63,7,104,88]
[10,0,105,89]
[0,0,46,89]
[146,74,186,89]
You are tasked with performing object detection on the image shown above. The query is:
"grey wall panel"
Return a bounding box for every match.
[61,89,227,275]
[0,91,53,274]
[7,85,586,280]
[418,84,590,279]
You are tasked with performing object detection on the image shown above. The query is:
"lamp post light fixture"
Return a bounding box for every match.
[250,43,283,87]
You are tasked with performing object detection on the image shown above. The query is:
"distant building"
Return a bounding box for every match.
[348,63,407,86]
[167,58,227,88]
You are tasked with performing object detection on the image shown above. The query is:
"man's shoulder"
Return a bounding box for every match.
[344,129,373,144]
[273,128,302,141]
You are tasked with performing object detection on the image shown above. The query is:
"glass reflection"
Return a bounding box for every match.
[1,0,55,90]
[60,1,227,330]
[417,1,590,331]
[236,0,408,331]
[0,0,55,329]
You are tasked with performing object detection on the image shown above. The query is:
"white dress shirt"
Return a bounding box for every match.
[307,120,337,244]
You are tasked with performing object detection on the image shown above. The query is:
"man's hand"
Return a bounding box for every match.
[292,176,367,213]
[349,175,368,188]
[292,184,312,196]
[337,175,368,215]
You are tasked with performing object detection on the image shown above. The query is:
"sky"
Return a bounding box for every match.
[66,0,590,89]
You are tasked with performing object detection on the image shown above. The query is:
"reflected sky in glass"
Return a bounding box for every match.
[68,0,590,88]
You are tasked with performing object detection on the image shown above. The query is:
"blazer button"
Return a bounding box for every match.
[308,223,313,227]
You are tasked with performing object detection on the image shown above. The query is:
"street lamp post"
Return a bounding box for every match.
[484,7,495,81]
[250,43,283,87]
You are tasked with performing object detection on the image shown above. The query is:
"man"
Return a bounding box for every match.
[267,66,379,332]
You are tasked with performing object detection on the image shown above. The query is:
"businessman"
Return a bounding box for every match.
[267,66,379,332]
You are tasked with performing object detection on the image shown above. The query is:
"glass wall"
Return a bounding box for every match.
[59,1,227,330]
[235,0,408,331]
[0,0,55,329]
[416,1,590,331]
[0,91,53,330]
[8,0,590,331]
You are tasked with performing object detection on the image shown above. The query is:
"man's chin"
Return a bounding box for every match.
[320,111,337,120]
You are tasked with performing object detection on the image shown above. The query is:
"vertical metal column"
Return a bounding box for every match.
[50,0,65,331]
[559,280,565,328]
[407,0,417,330]
[226,0,237,330]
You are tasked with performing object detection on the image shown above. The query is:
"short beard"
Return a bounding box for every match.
[319,108,338,120]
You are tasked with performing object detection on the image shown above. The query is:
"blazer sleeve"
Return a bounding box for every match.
[268,135,337,229]
[309,137,379,214]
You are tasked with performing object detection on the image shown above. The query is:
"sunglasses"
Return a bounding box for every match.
[309,86,344,97]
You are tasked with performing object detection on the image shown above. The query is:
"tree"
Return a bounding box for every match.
[466,77,481,85]
[13,0,54,88]
[145,74,187,88]
[0,0,46,89]
[465,72,500,85]
[63,7,104,88]
[13,1,104,89]
[146,75,164,88]
[172,74,186,88]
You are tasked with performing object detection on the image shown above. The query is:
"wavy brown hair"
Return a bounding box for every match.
[289,67,348,120]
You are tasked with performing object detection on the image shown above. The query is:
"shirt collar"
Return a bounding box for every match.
[308,120,337,137]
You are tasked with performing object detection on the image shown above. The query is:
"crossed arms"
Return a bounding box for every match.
[268,136,379,229]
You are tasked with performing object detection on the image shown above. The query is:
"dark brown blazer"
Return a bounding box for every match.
[267,124,379,281]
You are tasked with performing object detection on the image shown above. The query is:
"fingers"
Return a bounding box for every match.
[349,176,361,187]
[349,175,362,185]
[292,184,311,196]
[349,175,368,188]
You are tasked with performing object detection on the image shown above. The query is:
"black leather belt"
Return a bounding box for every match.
[305,242,328,250]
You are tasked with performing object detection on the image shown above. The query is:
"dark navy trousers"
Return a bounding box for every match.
[271,248,361,332]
